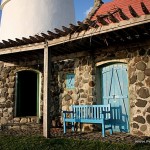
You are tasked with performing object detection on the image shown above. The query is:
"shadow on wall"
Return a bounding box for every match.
[111,106,129,132]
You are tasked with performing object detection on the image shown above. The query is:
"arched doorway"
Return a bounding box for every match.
[15,70,40,117]
[100,63,129,132]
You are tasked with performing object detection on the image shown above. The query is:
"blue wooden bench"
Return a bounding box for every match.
[63,104,113,137]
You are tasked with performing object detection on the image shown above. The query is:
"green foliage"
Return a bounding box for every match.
[0,135,150,150]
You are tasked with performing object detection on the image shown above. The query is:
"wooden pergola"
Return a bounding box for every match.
[0,2,150,137]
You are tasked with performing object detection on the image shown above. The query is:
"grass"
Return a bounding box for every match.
[0,134,150,150]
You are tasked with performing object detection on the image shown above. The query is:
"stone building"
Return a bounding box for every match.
[0,0,150,137]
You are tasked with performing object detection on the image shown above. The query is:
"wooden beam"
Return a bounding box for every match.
[96,15,108,25]
[15,38,26,45]
[104,33,116,42]
[62,26,72,34]
[2,40,12,47]
[41,33,52,40]
[85,19,99,28]
[129,5,139,17]
[89,35,105,46]
[77,21,89,30]
[54,28,67,36]
[29,36,40,43]
[130,27,140,38]
[8,39,20,46]
[138,24,150,36]
[0,42,5,48]
[141,2,150,14]
[22,37,33,44]
[120,29,133,40]
[69,23,79,31]
[51,44,72,55]
[47,16,150,47]
[118,8,129,20]
[0,15,150,54]
[35,35,45,42]
[52,51,91,62]
[43,41,51,138]
[110,31,126,41]
[108,13,119,23]
[47,31,59,38]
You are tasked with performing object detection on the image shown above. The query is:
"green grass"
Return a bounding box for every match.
[0,135,150,150]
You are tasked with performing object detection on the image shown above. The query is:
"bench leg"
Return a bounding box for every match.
[110,129,113,135]
[102,121,105,137]
[72,122,75,132]
[110,124,113,135]
[63,121,66,134]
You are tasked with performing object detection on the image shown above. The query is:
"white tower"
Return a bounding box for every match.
[0,0,75,41]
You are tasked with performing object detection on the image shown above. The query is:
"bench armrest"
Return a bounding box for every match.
[102,110,111,114]
[63,111,74,114]
[102,110,111,119]
[63,111,74,119]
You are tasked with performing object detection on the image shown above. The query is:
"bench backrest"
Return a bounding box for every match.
[71,104,111,119]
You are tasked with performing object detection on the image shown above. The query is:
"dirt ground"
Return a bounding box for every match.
[1,127,150,145]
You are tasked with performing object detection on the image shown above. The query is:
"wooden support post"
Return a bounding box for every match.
[43,41,51,138]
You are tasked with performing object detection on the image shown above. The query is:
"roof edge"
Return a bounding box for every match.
[84,0,104,22]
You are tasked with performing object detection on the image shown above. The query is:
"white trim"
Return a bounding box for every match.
[96,59,128,67]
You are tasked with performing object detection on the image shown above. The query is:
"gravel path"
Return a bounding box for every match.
[50,128,150,144]
[1,128,150,145]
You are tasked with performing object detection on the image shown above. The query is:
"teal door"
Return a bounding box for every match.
[101,63,129,132]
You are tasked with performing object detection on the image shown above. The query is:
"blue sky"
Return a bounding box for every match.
[74,0,111,21]
[0,0,111,23]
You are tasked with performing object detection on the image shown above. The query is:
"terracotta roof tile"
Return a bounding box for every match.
[91,0,150,23]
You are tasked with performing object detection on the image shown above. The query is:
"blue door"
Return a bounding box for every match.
[101,63,129,132]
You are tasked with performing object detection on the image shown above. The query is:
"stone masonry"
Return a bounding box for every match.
[0,43,150,136]
[94,46,150,136]
[129,55,150,136]
[0,59,43,131]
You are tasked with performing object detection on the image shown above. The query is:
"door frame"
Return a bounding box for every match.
[95,60,130,132]
[15,69,41,120]
[96,59,128,103]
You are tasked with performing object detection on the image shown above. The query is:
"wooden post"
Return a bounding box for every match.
[43,41,51,138]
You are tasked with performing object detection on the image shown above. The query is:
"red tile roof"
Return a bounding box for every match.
[91,0,150,24]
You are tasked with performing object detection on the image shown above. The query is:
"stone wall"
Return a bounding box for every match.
[74,57,96,105]
[0,44,150,136]
[0,60,43,132]
[94,47,150,136]
[0,58,77,131]
[51,60,75,126]
[129,54,150,136]
[56,57,96,110]
[50,57,97,131]
[0,61,15,126]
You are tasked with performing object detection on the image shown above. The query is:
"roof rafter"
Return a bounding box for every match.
[141,2,150,14]
[118,8,129,20]
[108,12,119,23]
[54,28,67,36]
[96,15,109,25]
[129,5,139,17]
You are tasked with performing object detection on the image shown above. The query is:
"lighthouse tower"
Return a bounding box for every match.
[0,0,75,41]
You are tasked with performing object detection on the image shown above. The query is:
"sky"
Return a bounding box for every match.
[0,0,112,24]
[74,0,111,21]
